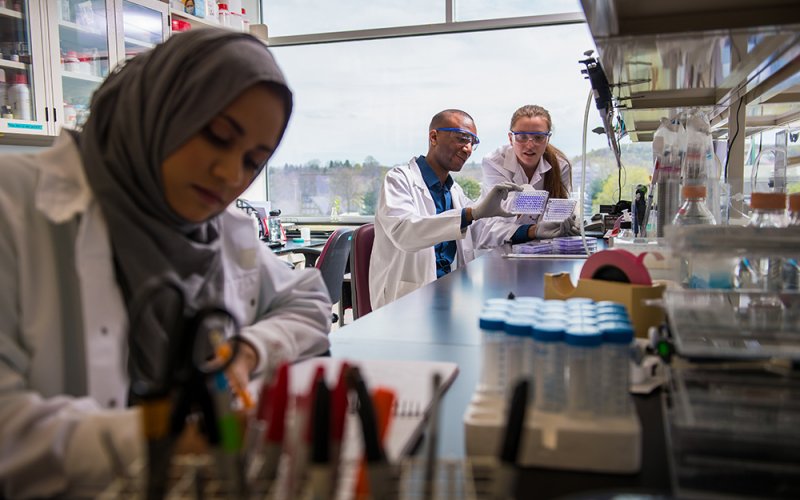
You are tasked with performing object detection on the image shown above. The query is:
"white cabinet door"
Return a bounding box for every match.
[44,0,116,134]
[0,1,53,140]
[111,0,168,64]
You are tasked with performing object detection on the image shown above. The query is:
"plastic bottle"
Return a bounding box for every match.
[217,3,230,27]
[673,185,716,226]
[267,209,281,243]
[783,193,800,291]
[61,0,72,22]
[783,193,800,330]
[89,48,101,76]
[599,321,634,417]
[565,325,602,418]
[745,192,787,331]
[655,118,683,235]
[63,50,80,72]
[504,315,533,392]
[241,8,249,32]
[532,322,566,413]
[7,73,31,121]
[478,311,508,397]
[673,185,722,287]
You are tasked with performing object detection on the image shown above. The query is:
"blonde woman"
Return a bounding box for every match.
[482,104,577,241]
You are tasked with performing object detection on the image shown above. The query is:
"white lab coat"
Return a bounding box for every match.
[0,133,332,498]
[481,144,572,225]
[369,157,516,310]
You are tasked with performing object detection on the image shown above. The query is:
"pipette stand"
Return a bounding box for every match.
[464,390,641,473]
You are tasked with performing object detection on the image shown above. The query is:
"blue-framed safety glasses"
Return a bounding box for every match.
[435,127,480,149]
[510,131,551,144]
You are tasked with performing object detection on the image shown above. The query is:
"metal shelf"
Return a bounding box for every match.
[580,0,800,142]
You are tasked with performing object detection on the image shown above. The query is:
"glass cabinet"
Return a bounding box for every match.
[0,0,168,143]
[113,0,168,62]
[0,1,51,137]
[50,0,113,130]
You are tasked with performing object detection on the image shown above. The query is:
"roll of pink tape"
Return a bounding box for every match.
[579,249,653,286]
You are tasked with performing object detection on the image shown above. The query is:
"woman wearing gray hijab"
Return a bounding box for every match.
[0,29,331,498]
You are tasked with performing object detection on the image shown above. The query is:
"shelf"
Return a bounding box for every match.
[61,70,104,83]
[0,59,26,71]
[580,0,800,142]
[124,36,154,49]
[0,6,23,19]
[169,8,220,29]
[59,19,105,36]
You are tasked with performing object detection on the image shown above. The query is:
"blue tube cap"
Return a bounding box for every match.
[599,322,635,343]
[564,326,602,347]
[532,322,565,342]
[505,316,533,336]
[479,312,507,331]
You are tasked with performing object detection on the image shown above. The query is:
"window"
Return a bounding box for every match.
[455,0,583,22]
[246,15,607,219]
[262,0,444,37]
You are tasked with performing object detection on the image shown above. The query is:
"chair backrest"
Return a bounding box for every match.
[350,223,375,320]
[315,228,354,305]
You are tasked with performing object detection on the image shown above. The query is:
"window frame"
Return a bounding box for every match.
[259,4,587,222]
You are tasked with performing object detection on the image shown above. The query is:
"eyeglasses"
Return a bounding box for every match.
[436,127,480,149]
[511,131,551,145]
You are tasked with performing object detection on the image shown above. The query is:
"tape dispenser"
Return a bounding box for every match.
[544,248,665,338]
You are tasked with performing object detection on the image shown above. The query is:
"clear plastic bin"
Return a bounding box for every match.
[663,366,800,498]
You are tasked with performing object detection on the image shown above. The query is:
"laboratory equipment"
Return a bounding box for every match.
[672,185,716,226]
[466,298,641,473]
[267,209,282,243]
[565,326,602,418]
[664,366,800,499]
[743,193,787,330]
[579,53,622,173]
[599,322,634,417]
[477,311,508,397]
[532,323,566,413]
[540,198,578,223]
[509,188,549,215]
[664,224,800,359]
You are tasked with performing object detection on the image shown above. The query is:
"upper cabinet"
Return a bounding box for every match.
[579,0,800,142]
[0,0,167,145]
[0,1,52,140]
[46,0,115,131]
[112,0,168,62]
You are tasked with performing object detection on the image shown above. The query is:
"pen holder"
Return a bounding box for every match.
[100,454,500,499]
[544,273,665,338]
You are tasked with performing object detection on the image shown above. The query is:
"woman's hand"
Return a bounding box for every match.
[225,340,259,409]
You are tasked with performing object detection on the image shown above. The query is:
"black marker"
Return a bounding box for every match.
[491,379,529,500]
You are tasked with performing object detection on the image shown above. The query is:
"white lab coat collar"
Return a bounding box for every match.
[408,156,437,210]
[34,131,91,224]
[501,145,552,187]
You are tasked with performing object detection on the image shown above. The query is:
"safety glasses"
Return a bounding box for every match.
[510,131,551,145]
[436,127,480,149]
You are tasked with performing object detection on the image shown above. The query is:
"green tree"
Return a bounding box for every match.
[361,189,377,215]
[592,166,652,211]
[456,177,481,201]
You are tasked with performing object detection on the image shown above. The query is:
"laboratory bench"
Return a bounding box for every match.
[329,248,672,498]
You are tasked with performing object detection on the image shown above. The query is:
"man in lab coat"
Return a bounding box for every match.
[369,109,524,310]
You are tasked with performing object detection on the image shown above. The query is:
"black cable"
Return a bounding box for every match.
[724,97,745,181]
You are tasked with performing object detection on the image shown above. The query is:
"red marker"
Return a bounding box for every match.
[258,362,289,482]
